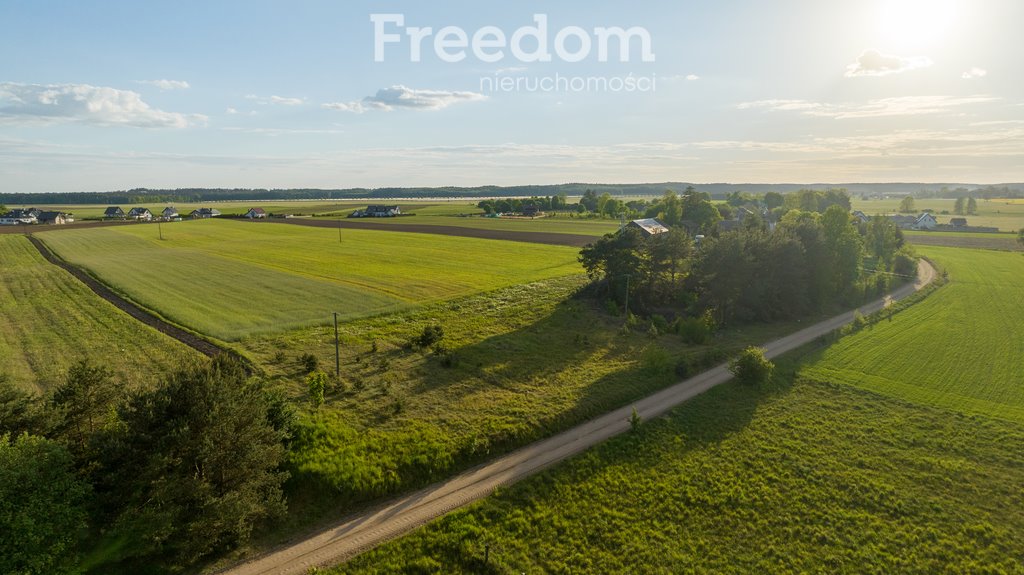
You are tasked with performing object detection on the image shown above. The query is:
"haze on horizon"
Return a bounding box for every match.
[1,0,1022,193]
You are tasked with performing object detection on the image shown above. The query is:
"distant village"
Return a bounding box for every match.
[0,206,268,225]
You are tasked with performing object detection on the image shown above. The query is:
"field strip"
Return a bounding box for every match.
[266,218,599,247]
[27,235,226,358]
[220,259,937,575]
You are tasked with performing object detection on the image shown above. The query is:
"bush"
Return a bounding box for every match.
[893,250,918,280]
[306,371,329,410]
[674,359,691,379]
[300,353,319,374]
[640,346,672,376]
[413,324,444,349]
[729,347,774,387]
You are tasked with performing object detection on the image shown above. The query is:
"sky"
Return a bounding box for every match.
[1,0,1023,192]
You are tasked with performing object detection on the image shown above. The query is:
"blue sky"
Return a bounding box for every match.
[1,0,1022,192]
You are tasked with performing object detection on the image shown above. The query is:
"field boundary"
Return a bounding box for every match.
[220,259,937,575]
[26,234,226,358]
[265,217,600,247]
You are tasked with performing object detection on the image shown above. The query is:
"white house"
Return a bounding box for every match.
[162,207,179,220]
[627,218,670,236]
[244,207,267,219]
[127,207,153,221]
[914,213,938,230]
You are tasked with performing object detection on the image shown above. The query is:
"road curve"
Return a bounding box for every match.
[222,259,937,575]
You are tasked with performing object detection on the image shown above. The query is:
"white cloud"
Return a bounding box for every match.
[845,49,932,77]
[226,107,239,114]
[0,82,205,128]
[962,67,988,79]
[323,85,486,114]
[137,79,190,90]
[739,95,997,119]
[686,74,700,81]
[495,66,527,75]
[244,94,305,106]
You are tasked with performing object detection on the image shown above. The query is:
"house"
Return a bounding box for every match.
[104,207,126,219]
[521,205,539,217]
[162,207,179,220]
[914,213,938,230]
[889,215,918,229]
[244,207,268,219]
[1,208,40,225]
[851,210,870,224]
[950,217,968,227]
[190,208,221,219]
[37,211,70,225]
[127,207,153,221]
[626,218,669,236]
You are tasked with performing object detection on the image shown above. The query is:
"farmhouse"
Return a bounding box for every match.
[127,207,153,221]
[350,205,401,218]
[889,215,918,229]
[627,218,669,236]
[37,211,71,225]
[950,217,968,227]
[162,207,179,220]
[104,206,126,219]
[914,213,938,230]
[244,207,268,219]
[851,210,870,223]
[190,208,221,219]
[0,208,40,225]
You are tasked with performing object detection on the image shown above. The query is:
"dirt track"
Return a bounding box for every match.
[265,218,599,247]
[221,260,937,575]
[26,235,225,358]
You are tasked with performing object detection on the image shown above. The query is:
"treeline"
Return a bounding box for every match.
[911,185,1024,200]
[580,195,915,327]
[0,357,292,574]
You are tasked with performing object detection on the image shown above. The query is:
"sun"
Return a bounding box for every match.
[878,0,958,49]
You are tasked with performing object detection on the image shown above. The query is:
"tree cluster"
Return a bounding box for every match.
[580,203,910,328]
[477,195,568,214]
[0,357,292,573]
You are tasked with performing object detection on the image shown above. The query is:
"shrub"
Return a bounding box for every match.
[306,370,328,410]
[300,353,319,374]
[641,346,672,376]
[893,250,918,280]
[413,324,444,349]
[674,359,692,379]
[629,407,641,431]
[729,347,774,387]
[651,314,669,333]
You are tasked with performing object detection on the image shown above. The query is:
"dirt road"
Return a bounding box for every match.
[222,260,937,575]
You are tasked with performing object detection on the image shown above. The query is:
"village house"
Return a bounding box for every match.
[37,211,71,225]
[104,207,126,219]
[127,207,153,221]
[350,205,401,218]
[244,207,268,219]
[190,208,221,219]
[851,210,870,223]
[914,213,938,230]
[0,208,40,225]
[627,218,670,236]
[950,217,968,227]
[162,207,180,220]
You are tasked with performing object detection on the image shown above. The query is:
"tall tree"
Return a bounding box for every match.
[50,360,119,454]
[899,196,917,214]
[93,356,289,568]
[763,192,784,210]
[967,196,978,215]
[661,190,683,226]
[821,205,864,298]
[954,197,967,215]
[866,215,903,267]
[1,433,91,575]
[0,375,47,437]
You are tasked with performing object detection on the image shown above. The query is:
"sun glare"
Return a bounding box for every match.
[878,0,958,49]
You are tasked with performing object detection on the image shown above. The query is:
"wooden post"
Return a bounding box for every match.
[334,312,340,379]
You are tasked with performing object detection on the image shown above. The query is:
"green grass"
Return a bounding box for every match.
[0,235,203,394]
[331,213,622,236]
[37,221,583,341]
[328,376,1024,575]
[802,246,1024,422]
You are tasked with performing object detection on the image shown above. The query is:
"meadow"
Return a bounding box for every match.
[0,235,203,393]
[316,245,1024,573]
[37,221,583,341]
[802,246,1024,422]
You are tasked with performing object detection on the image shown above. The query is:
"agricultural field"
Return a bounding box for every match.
[319,245,1024,573]
[36,220,583,341]
[238,274,841,538]
[0,235,203,393]
[802,246,1024,422]
[329,213,621,237]
[904,231,1023,252]
[852,197,1024,231]
[330,377,1024,574]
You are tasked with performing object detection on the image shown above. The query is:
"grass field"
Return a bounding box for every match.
[0,235,203,394]
[330,214,621,236]
[852,197,1024,231]
[802,246,1024,422]
[37,220,583,341]
[330,377,1024,574]
[315,245,1024,573]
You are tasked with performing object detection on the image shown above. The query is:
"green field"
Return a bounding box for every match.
[37,221,583,341]
[334,214,621,236]
[0,235,203,393]
[852,197,1024,231]
[332,377,1024,574]
[320,245,1024,573]
[802,246,1024,422]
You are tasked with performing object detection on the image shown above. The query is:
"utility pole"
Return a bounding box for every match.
[333,312,340,379]
[624,274,631,318]
[338,217,342,243]
[158,220,164,241]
